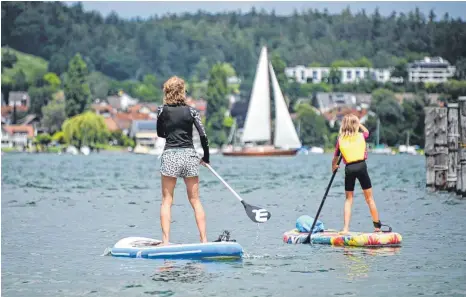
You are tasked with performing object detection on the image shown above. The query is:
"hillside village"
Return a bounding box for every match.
[1,53,446,154]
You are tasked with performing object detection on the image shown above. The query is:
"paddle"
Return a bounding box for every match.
[205,164,271,223]
[303,155,343,244]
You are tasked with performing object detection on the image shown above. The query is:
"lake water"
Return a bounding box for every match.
[1,152,465,297]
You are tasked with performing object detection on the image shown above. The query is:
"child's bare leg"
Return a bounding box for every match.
[362,187,380,231]
[343,191,354,233]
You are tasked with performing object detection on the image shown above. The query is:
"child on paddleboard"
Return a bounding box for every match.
[332,114,384,233]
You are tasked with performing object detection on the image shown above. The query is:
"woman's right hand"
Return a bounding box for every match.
[200,159,209,167]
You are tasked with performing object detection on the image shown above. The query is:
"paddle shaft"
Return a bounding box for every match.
[305,155,343,244]
[205,164,243,202]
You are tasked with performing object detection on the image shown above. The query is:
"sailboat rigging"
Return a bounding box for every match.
[222,47,302,157]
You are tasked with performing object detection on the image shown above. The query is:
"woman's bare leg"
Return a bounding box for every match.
[161,174,177,245]
[342,191,354,233]
[362,188,380,231]
[184,176,207,243]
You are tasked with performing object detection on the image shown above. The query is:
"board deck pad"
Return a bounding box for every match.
[283,229,402,247]
[109,237,243,260]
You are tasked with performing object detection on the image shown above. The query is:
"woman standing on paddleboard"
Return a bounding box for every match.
[156,76,210,245]
[332,114,384,233]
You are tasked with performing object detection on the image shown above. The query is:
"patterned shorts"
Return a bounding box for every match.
[160,148,200,178]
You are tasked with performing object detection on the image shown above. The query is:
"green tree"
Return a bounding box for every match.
[88,72,111,99]
[295,103,330,147]
[205,63,229,145]
[43,72,61,90]
[12,70,28,91]
[133,74,162,102]
[34,133,52,146]
[454,58,466,80]
[331,60,354,68]
[1,50,18,72]
[354,57,373,68]
[52,131,66,144]
[402,95,425,147]
[28,86,54,117]
[367,88,405,146]
[110,130,135,147]
[62,111,109,147]
[64,53,91,118]
[41,99,66,134]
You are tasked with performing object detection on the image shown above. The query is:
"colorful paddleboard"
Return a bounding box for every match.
[283,229,402,247]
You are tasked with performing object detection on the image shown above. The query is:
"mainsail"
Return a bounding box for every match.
[241,46,271,144]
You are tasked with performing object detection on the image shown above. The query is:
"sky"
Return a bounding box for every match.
[65,1,466,20]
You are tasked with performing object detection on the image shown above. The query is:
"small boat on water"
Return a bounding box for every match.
[309,147,324,154]
[222,47,302,157]
[80,146,90,156]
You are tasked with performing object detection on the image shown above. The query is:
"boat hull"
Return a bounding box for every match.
[222,148,298,157]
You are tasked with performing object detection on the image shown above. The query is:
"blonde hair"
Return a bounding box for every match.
[163,76,186,105]
[339,114,360,138]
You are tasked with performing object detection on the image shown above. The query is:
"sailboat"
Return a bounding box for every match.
[222,47,302,157]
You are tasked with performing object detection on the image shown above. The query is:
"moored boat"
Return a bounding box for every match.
[222,47,302,157]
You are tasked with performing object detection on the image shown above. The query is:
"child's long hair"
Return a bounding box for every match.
[339,114,360,138]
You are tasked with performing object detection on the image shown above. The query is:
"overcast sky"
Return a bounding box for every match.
[65,1,466,20]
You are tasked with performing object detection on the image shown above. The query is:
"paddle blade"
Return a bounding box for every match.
[241,201,271,223]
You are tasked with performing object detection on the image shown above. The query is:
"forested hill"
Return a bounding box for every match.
[2,1,465,83]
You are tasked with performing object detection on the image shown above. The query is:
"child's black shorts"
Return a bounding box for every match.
[344,160,372,192]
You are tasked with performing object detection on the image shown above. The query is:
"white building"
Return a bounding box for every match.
[285,66,394,84]
[408,57,456,83]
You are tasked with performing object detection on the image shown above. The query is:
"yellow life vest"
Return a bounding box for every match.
[339,133,366,163]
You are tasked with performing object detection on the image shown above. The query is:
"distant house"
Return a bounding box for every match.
[408,57,456,83]
[186,97,207,117]
[1,91,30,123]
[106,92,139,111]
[323,107,369,128]
[104,117,120,132]
[8,91,30,107]
[130,120,158,149]
[285,65,394,84]
[127,103,158,119]
[114,112,151,136]
[1,124,35,148]
[314,92,372,114]
[91,102,116,118]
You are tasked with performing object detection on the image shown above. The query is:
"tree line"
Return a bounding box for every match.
[2,1,465,87]
[2,1,466,149]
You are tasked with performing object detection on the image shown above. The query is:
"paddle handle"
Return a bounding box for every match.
[306,155,343,243]
[205,164,244,202]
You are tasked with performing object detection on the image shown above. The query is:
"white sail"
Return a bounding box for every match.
[269,63,302,149]
[241,46,271,144]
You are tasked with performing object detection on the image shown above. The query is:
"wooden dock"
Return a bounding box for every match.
[425,96,466,196]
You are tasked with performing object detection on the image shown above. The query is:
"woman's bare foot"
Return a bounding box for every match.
[340,229,350,234]
[374,228,381,233]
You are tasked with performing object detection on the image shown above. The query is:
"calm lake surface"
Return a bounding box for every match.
[1,152,466,297]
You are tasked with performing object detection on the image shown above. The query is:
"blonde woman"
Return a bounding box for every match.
[332,114,382,233]
[156,76,209,245]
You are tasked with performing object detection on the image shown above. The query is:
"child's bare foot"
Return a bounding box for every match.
[340,229,350,234]
[374,228,381,233]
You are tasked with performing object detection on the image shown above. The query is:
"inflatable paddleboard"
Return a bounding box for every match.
[283,229,402,247]
[109,237,243,260]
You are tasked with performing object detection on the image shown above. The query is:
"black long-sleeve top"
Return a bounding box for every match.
[156,104,210,163]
